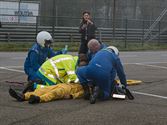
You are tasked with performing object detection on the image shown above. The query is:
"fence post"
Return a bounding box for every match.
[7,33,10,42]
[124,18,128,48]
[141,20,145,46]
[52,16,55,40]
[158,21,161,46]
[36,16,39,35]
[112,0,116,41]
[98,29,102,42]
[70,34,73,42]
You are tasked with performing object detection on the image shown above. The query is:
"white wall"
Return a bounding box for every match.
[0,1,39,23]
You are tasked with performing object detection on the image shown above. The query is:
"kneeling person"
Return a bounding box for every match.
[77,45,128,104]
[23,54,79,93]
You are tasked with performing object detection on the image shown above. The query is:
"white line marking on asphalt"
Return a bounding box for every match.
[137,62,167,64]
[0,67,24,73]
[133,91,167,100]
[121,55,138,57]
[12,57,25,59]
[5,66,23,68]
[124,62,167,65]
[135,63,167,69]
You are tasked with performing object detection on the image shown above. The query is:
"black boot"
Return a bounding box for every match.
[82,85,90,100]
[28,95,40,104]
[9,88,25,102]
[22,81,34,94]
[90,86,99,104]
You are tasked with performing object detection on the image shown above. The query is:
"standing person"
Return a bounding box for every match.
[24,31,67,89]
[77,45,128,104]
[78,11,97,66]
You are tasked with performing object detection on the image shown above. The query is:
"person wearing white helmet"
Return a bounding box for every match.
[76,43,128,104]
[36,31,53,48]
[24,31,67,91]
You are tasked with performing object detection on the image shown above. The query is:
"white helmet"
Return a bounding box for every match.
[36,31,53,47]
[107,46,119,56]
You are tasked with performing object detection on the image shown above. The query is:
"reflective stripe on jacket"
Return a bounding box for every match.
[38,54,78,85]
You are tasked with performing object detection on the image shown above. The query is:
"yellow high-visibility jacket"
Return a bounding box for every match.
[37,54,79,87]
[24,83,84,103]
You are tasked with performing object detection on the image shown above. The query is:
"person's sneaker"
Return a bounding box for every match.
[22,81,34,94]
[28,95,40,104]
[9,88,24,102]
[123,87,134,100]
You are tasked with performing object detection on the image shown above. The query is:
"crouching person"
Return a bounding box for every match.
[76,45,128,104]
[9,83,84,104]
[22,54,79,93]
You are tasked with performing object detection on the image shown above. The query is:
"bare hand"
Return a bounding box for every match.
[87,20,93,24]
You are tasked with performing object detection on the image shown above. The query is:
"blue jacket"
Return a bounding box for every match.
[89,48,127,87]
[24,43,62,81]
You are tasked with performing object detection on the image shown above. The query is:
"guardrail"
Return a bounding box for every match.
[0,23,167,43]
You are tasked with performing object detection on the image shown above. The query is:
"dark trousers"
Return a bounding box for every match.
[79,39,88,54]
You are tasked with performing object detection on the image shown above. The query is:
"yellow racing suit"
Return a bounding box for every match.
[24,83,84,103]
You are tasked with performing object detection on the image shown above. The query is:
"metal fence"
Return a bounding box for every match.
[1,15,167,47]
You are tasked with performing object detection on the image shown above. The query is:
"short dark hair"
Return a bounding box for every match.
[82,11,90,15]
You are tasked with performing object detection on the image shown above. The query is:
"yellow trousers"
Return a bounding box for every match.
[24,83,84,103]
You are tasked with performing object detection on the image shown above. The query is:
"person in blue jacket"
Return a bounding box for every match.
[23,31,67,93]
[76,45,127,104]
[79,39,107,66]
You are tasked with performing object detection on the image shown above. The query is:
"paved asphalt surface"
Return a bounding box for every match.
[0,51,167,125]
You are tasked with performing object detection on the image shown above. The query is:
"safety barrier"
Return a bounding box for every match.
[0,23,167,43]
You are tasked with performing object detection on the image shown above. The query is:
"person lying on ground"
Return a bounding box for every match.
[9,83,83,104]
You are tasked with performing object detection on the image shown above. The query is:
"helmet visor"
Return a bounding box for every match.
[44,39,53,47]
